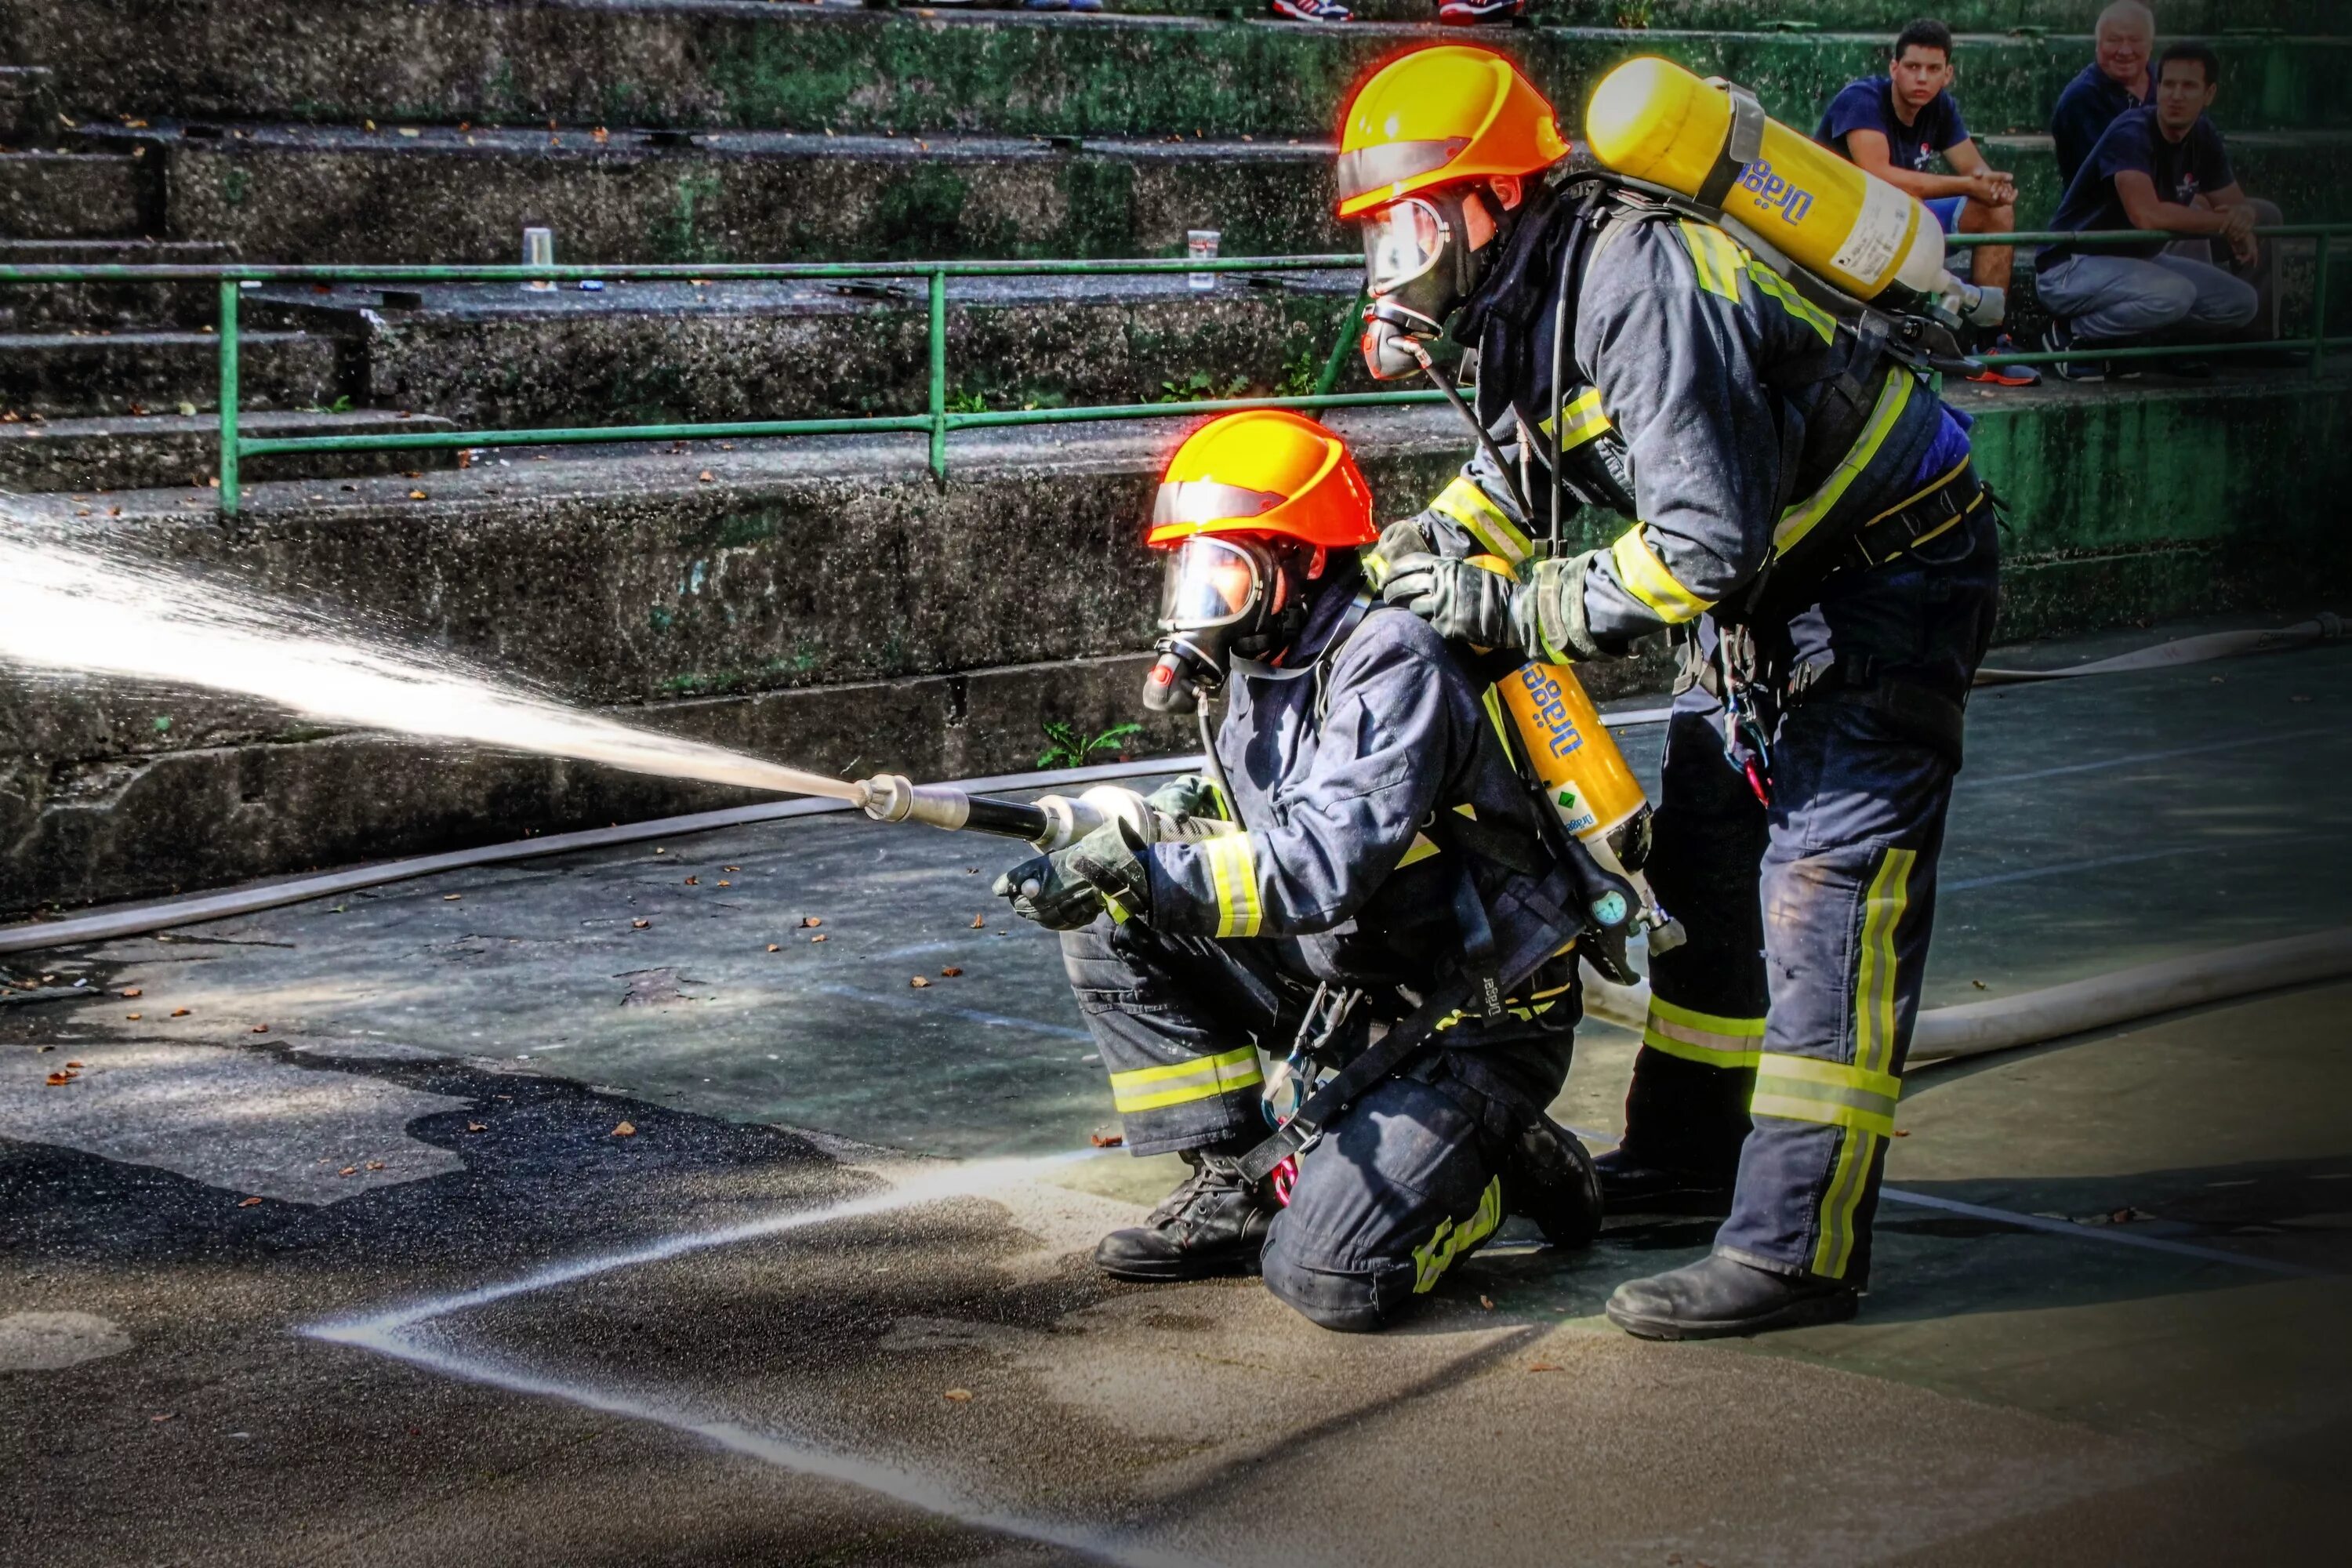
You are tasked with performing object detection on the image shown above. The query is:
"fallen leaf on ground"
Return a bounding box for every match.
[800,916,822,927]
[120,987,143,998]
[408,489,426,499]
[1971,978,1987,989]
[1479,1296,1495,1310]
[65,1061,82,1069]
[698,470,714,483]
[339,1166,357,1176]
[942,1388,973,1403]
[632,918,651,929]
[724,866,740,872]
[466,1122,486,1133]
[717,880,731,887]
[238,1196,263,1207]
[125,1013,141,1021]
[684,876,699,885]
[971,915,986,928]
[443,894,462,902]
[45,1072,75,1086]
[1527,1363,1561,1373]
[1090,1130,1124,1148]
[170,1007,190,1017]
[251,1024,270,1034]
[766,943,780,953]
[811,934,828,943]
[909,976,931,988]
[1892,1129,1911,1137]
[613,1122,637,1137]
[365,1160,386,1171]
[150,1413,172,1424]
[939,967,962,978]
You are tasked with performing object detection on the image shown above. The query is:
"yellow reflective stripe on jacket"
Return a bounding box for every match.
[1537,387,1613,452]
[1201,833,1262,938]
[1675,219,1744,302]
[1431,474,1535,565]
[1642,996,1765,1069]
[1744,259,1837,345]
[1853,847,1916,1076]
[1411,1174,1504,1292]
[1609,527,1714,625]
[1772,369,1916,556]
[1750,1052,1902,1138]
[1108,1045,1265,1114]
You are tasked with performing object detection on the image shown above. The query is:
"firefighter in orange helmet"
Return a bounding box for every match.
[995,409,1601,1331]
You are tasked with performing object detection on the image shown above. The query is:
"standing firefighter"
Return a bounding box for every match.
[993,408,1602,1333]
[1341,45,1998,1338]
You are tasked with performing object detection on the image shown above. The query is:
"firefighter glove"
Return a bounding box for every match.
[1380,551,1525,649]
[1145,774,1226,825]
[1361,517,1436,592]
[995,821,1153,931]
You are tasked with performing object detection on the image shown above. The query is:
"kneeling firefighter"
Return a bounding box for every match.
[993,408,1604,1333]
[1339,46,2000,1338]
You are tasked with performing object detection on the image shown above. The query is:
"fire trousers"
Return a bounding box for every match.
[1621,500,1998,1286]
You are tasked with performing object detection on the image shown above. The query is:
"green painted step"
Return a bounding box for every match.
[8,2,2344,137]
[69,120,2348,272]
[1121,1,2342,32]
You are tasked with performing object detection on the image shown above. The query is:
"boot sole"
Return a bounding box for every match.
[1092,1251,1265,1283]
[1605,1286,1857,1341]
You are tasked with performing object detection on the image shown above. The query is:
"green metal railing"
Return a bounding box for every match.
[1,224,2343,517]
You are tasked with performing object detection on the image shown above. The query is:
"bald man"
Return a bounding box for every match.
[2053,2,2156,187]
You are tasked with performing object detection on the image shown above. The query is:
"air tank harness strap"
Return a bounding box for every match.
[1828,460,1987,579]
[1693,79,1769,209]
[1421,806,1551,1023]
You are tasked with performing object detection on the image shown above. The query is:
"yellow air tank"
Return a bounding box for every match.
[1496,658,1680,949]
[1584,55,1950,307]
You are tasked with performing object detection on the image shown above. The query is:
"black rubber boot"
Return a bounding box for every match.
[1604,1253,1859,1341]
[1092,1149,1276,1282]
[1592,1145,1737,1217]
[1500,1115,1604,1249]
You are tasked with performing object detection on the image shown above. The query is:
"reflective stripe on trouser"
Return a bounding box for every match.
[1058,916,1281,1156]
[1618,690,1771,1174]
[1711,694,1958,1286]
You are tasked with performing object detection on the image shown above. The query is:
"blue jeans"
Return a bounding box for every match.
[2037,251,2259,343]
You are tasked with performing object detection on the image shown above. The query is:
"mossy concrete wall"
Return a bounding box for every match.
[6,3,2343,140]
[3,373,2345,913]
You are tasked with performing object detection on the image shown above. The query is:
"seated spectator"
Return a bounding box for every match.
[1270,0,1354,17]
[2053,2,2155,190]
[1816,17,2037,385]
[2036,43,2260,380]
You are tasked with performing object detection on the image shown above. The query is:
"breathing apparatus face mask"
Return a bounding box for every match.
[1142,534,1319,713]
[1357,189,1500,381]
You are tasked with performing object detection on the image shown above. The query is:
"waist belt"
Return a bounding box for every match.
[1829,460,1987,579]
[1785,652,1969,768]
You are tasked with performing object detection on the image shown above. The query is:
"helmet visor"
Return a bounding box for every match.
[1360,198,1450,300]
[1157,535,1265,633]
[1152,477,1286,532]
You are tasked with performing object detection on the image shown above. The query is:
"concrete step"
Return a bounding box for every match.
[7,2,2343,138]
[0,239,235,330]
[0,148,149,239]
[73,118,2352,270]
[2,365,2342,903]
[247,271,1367,429]
[0,408,460,492]
[0,328,339,417]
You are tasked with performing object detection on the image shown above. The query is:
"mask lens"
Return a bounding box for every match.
[1361,199,1448,299]
[1158,536,1264,631]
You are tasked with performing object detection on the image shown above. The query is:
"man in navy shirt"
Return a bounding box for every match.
[2036,43,2259,379]
[2051,1,2154,189]
[1817,18,2036,385]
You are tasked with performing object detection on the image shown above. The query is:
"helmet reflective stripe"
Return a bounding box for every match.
[1334,138,1471,207]
[1152,478,1286,530]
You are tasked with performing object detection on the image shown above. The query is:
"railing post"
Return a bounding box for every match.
[2313,232,2331,380]
[1314,287,1367,398]
[217,280,241,517]
[927,267,947,486]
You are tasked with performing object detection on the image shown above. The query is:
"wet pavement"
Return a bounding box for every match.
[5,618,2350,1565]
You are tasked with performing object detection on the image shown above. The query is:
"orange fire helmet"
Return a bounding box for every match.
[1334,45,1573,220]
[1145,409,1377,550]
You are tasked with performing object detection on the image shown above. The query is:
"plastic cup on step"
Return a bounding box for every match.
[1188,230,1220,292]
[523,226,557,292]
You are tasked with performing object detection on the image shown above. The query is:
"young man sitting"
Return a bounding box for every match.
[2035,42,2261,381]
[1816,17,2037,385]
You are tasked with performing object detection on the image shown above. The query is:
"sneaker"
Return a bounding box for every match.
[1092,1149,1277,1282]
[1965,332,2042,387]
[1271,0,1352,16]
[1437,0,1524,21]
[2042,320,2106,383]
